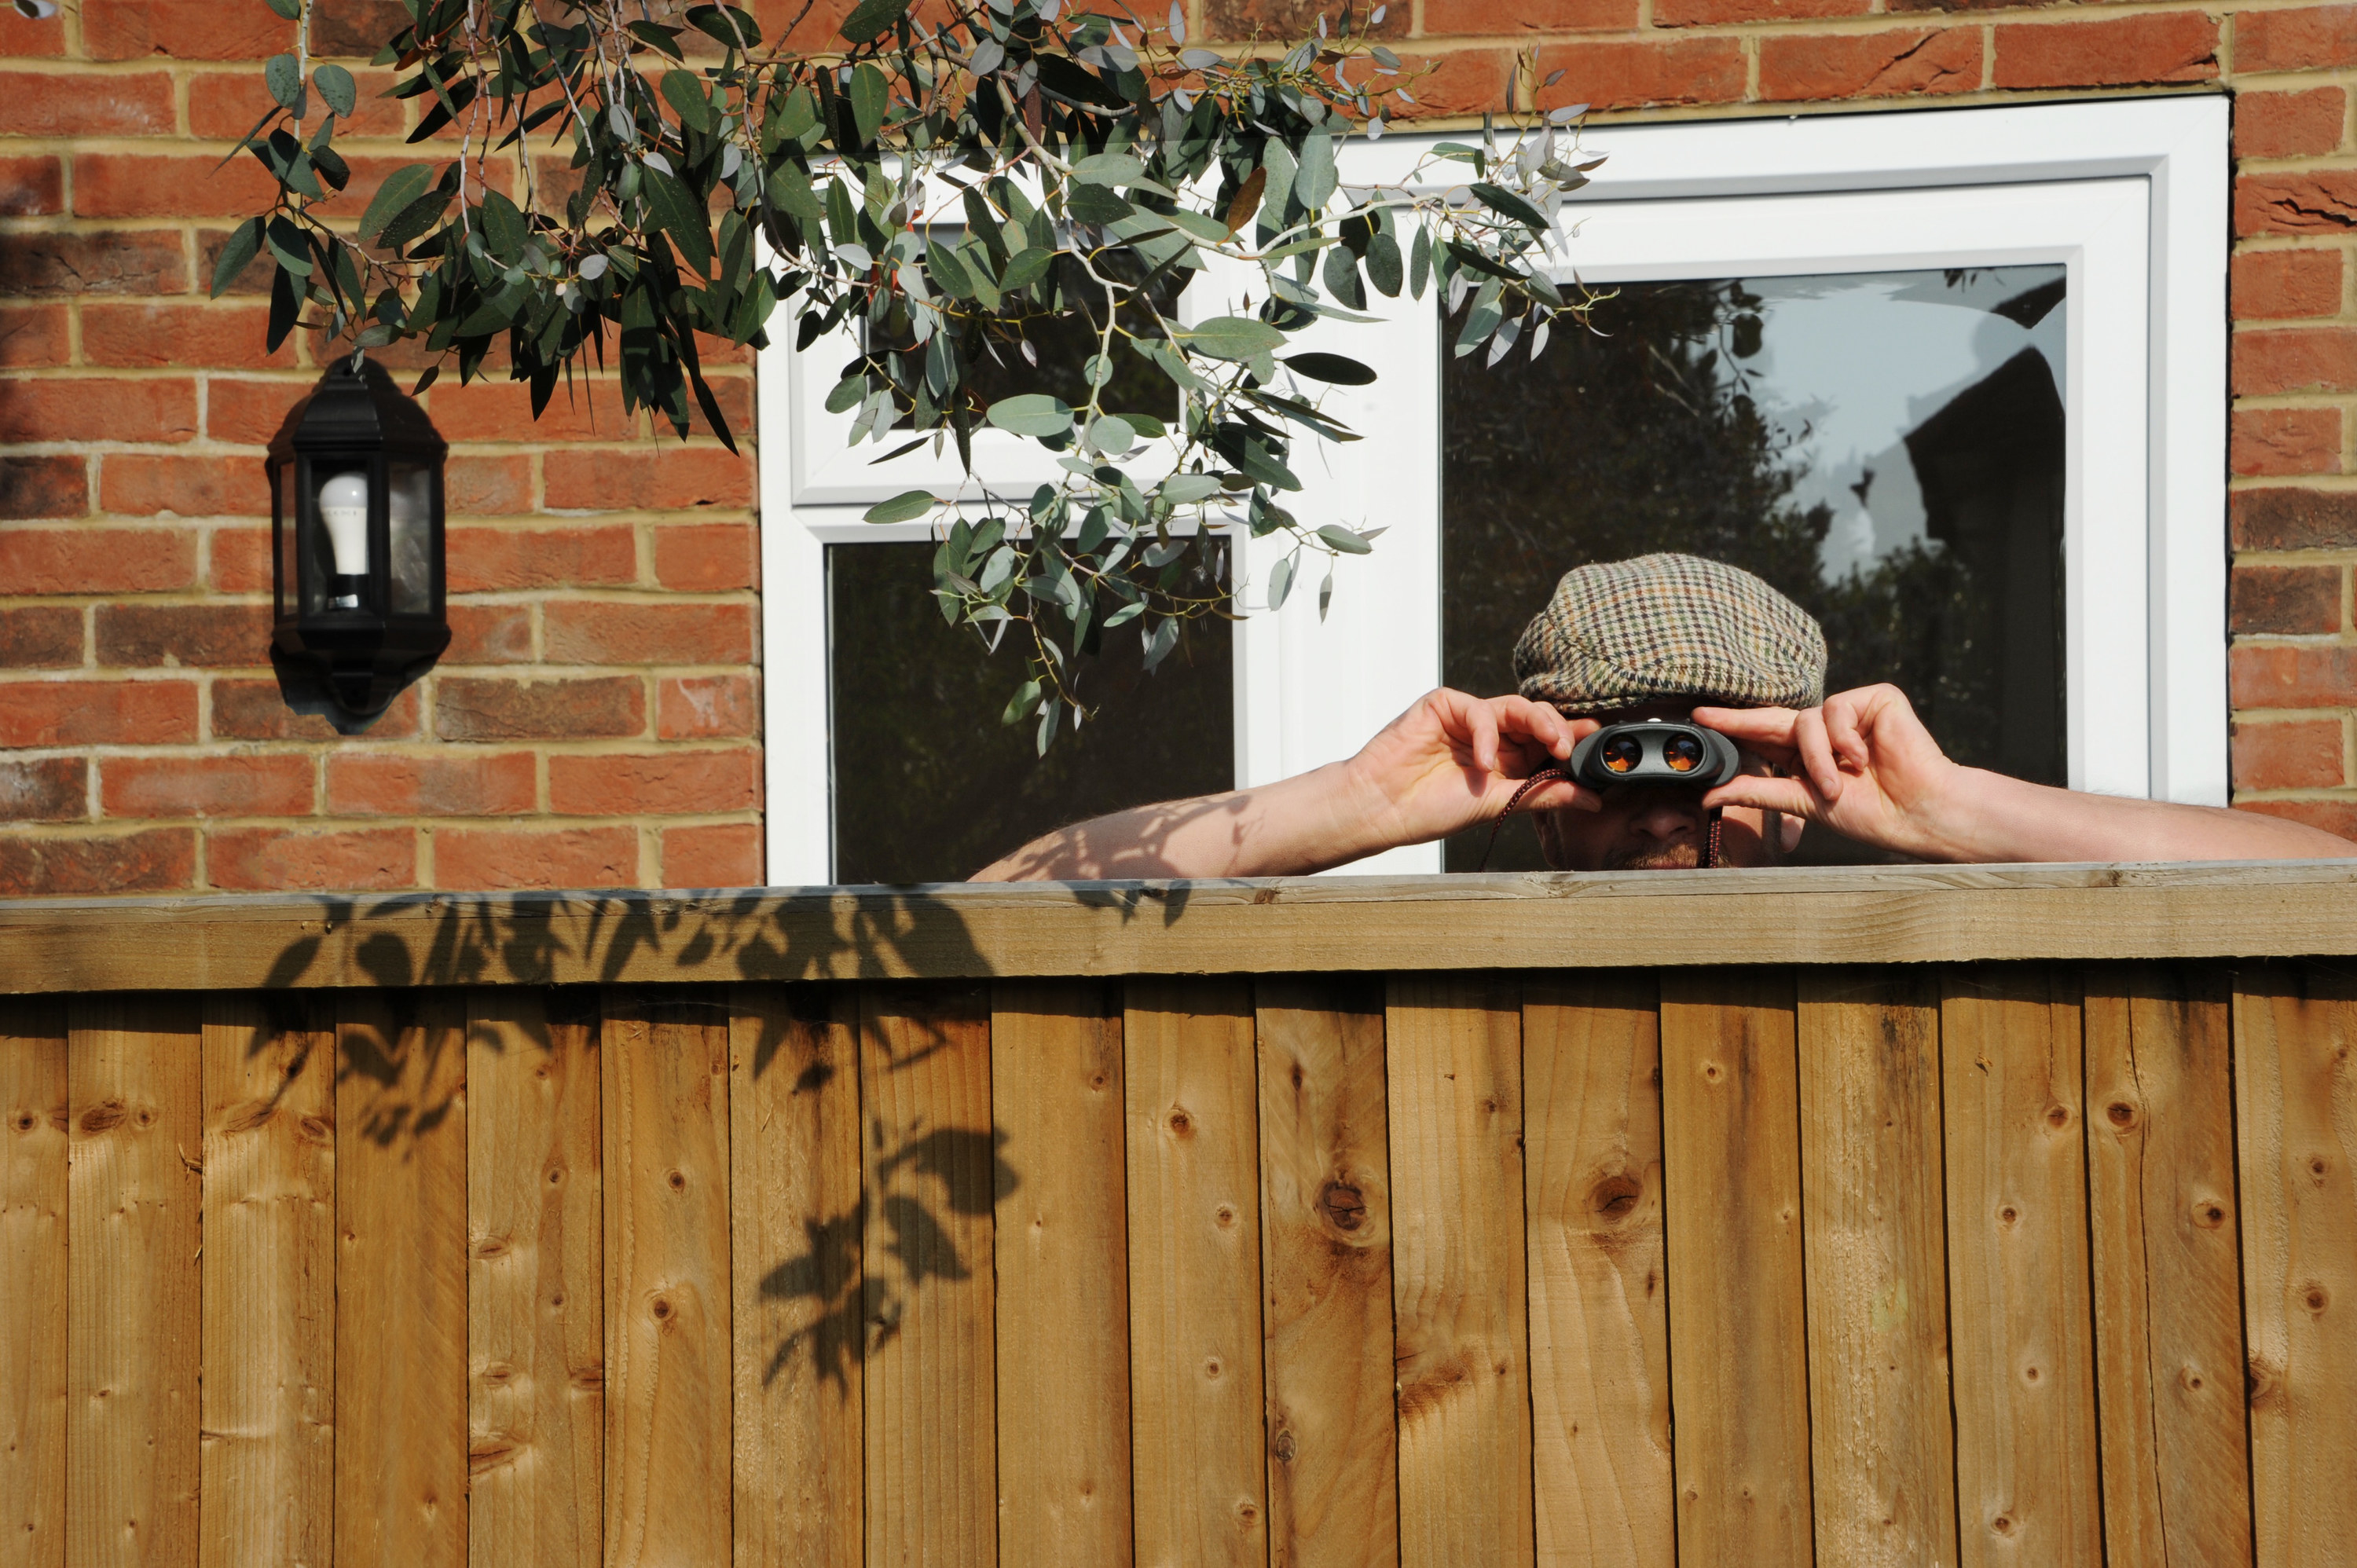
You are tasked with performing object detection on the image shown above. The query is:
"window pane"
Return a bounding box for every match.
[827,540,1234,883]
[1442,267,2067,869]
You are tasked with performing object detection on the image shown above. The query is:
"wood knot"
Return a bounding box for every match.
[1998,1206,2019,1226]
[651,1297,673,1322]
[78,1101,126,1134]
[1700,1062,1724,1083]
[2310,1156,2331,1183]
[1168,1110,1192,1136]
[2045,1105,2070,1129]
[2193,1200,2227,1229]
[2106,1101,2136,1128]
[1589,1174,1641,1223]
[10,1112,35,1133]
[2302,1284,2329,1316]
[1215,1204,1236,1227]
[297,1115,334,1146]
[1202,1356,1222,1380]
[474,1234,511,1259]
[1992,1515,2015,1536]
[2022,1365,2041,1384]
[1236,1501,1260,1528]
[1272,1430,1297,1462]
[1318,1181,1367,1232]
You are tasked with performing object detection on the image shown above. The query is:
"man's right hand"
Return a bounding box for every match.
[1339,687,1601,852]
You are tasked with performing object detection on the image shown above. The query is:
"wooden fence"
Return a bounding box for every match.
[2,864,2355,1566]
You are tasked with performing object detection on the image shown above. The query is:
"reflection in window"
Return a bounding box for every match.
[1442,267,2067,869]
[827,540,1233,884]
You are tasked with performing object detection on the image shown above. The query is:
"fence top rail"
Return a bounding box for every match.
[4,859,2355,993]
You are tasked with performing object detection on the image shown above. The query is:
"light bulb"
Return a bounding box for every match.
[317,472,368,609]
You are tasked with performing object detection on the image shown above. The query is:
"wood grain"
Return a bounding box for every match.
[1256,976,1397,1568]
[468,989,602,1568]
[1126,978,1268,1568]
[1522,974,1672,1568]
[1659,971,1812,1566]
[1386,974,1533,1568]
[2083,966,2253,1567]
[601,994,734,1568]
[335,990,469,1568]
[861,984,998,1567]
[992,980,1133,1566]
[67,995,201,1568]
[2232,964,2357,1568]
[0,999,65,1568]
[200,994,335,1568]
[1940,968,2102,1568]
[1798,971,1959,1567]
[731,985,863,1568]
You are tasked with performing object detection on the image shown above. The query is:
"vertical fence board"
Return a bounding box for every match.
[1387,975,1532,1568]
[1523,973,1673,1568]
[2233,965,2357,1568]
[602,995,733,1568]
[1941,969,2102,1568]
[2084,967,2252,1567]
[200,995,335,1568]
[731,985,863,1568]
[1256,976,1396,1568]
[993,980,1133,1567]
[1659,972,1812,1566]
[1126,978,1267,1568]
[67,996,201,1568]
[862,984,997,1567]
[469,989,603,1568]
[336,990,468,1568]
[1798,972,1959,1568]
[1,1000,66,1568]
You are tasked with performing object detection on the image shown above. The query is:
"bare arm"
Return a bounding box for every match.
[973,689,1596,880]
[1698,685,2357,863]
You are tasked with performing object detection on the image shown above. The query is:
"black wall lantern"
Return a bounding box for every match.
[267,356,449,730]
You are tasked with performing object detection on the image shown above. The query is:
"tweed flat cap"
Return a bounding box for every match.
[1512,553,1827,714]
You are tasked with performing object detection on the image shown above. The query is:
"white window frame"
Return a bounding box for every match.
[759,95,2227,883]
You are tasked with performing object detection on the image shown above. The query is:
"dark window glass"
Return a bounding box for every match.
[1442,267,2068,870]
[827,540,1234,883]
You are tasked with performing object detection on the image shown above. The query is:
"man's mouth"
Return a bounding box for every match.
[1604,838,1702,871]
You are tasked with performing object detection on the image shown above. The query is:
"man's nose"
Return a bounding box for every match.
[1629,795,1703,841]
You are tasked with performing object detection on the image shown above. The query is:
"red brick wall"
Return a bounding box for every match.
[2,0,2354,894]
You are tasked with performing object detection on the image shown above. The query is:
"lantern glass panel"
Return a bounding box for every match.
[387,462,434,617]
[273,459,299,621]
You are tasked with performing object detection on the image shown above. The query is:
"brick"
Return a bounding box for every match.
[94,602,273,669]
[100,753,315,819]
[2234,796,2357,838]
[0,606,82,669]
[0,70,175,135]
[0,757,86,822]
[0,156,64,216]
[432,825,638,890]
[2234,327,2357,397]
[433,676,645,742]
[1760,27,1980,101]
[0,229,188,295]
[100,453,272,518]
[1659,0,1864,25]
[325,750,537,816]
[445,454,535,516]
[1204,0,1412,38]
[2231,642,2357,708]
[0,456,86,518]
[1421,0,1630,35]
[73,153,279,220]
[206,379,310,447]
[210,526,274,593]
[207,826,416,892]
[548,749,759,815]
[425,379,637,443]
[0,378,198,447]
[82,0,288,60]
[680,373,756,445]
[1387,50,1518,119]
[1992,14,2216,90]
[0,305,71,368]
[2231,717,2346,793]
[2233,249,2343,322]
[196,225,277,299]
[0,6,66,55]
[187,65,406,140]
[82,303,298,371]
[2234,407,2342,477]
[543,446,753,511]
[2238,5,2357,75]
[211,677,421,740]
[0,526,192,592]
[2232,563,2342,636]
[445,526,637,592]
[651,523,757,592]
[662,822,762,888]
[2234,486,2357,551]
[543,601,753,666]
[2238,89,2346,162]
[445,603,534,665]
[1535,39,1746,112]
[0,828,195,896]
[0,678,197,746]
[658,674,759,740]
[310,0,413,57]
[2238,173,2357,237]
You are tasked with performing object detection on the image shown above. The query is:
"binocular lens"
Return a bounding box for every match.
[1601,736,1641,774]
[1663,734,1703,772]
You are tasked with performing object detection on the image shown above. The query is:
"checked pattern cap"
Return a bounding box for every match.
[1512,553,1827,714]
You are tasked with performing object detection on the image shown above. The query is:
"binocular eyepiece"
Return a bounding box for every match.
[1568,720,1742,791]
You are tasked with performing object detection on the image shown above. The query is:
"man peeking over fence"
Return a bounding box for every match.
[973,552,2357,880]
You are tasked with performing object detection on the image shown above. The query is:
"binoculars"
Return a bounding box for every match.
[1567,719,1742,791]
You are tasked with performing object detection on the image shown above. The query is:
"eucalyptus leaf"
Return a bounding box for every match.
[313,64,357,119]
[837,0,910,42]
[1281,352,1376,386]
[264,53,303,112]
[864,489,938,524]
[1317,525,1373,555]
[987,393,1075,438]
[1175,315,1285,361]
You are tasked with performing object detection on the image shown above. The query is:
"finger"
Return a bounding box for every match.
[1693,704,1802,762]
[1507,776,1600,815]
[1463,697,1501,775]
[1492,695,1573,758]
[1706,773,1823,819]
[1822,691,1870,772]
[1792,706,1845,802]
